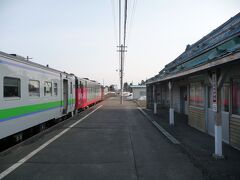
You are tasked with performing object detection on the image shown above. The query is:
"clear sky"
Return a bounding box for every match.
[0,0,239,87]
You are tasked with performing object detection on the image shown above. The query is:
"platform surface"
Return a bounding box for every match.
[0,97,203,180]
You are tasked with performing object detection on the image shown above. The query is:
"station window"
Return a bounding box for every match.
[4,77,21,98]
[232,79,240,115]
[190,82,204,107]
[29,80,40,97]
[208,86,212,108]
[54,83,58,96]
[44,81,52,96]
[221,84,229,112]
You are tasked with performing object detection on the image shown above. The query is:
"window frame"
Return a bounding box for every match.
[221,83,230,112]
[53,82,58,96]
[189,82,204,108]
[29,79,40,97]
[3,76,21,99]
[232,79,240,116]
[44,81,52,96]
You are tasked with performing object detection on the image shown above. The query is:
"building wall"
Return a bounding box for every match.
[155,84,169,109]
[146,85,153,109]
[147,62,240,150]
[172,84,180,113]
[189,106,205,132]
[230,116,240,149]
[132,87,146,99]
[205,65,240,147]
[188,76,206,132]
[226,65,240,149]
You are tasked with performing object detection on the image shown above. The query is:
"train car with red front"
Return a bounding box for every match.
[75,77,103,111]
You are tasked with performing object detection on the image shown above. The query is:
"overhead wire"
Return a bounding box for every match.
[114,0,134,94]
[122,0,137,70]
[110,0,120,75]
[123,0,128,47]
[119,0,122,81]
[110,0,118,46]
[127,0,137,45]
[122,0,128,72]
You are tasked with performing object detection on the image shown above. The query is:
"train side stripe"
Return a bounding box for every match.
[0,99,75,122]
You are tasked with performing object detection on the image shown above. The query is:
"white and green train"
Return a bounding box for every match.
[0,51,103,141]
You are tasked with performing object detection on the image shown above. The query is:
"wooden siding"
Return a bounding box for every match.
[189,106,205,132]
[230,116,240,149]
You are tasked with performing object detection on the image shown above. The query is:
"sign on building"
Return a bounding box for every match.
[212,72,217,112]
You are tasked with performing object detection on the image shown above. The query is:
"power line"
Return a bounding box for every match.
[110,0,118,45]
[127,0,137,44]
[119,0,121,47]
[123,0,128,47]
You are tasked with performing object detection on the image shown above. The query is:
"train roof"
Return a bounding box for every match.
[0,51,102,86]
[0,51,70,75]
[76,77,101,84]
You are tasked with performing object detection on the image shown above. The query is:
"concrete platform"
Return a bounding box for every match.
[0,97,203,180]
[142,107,240,180]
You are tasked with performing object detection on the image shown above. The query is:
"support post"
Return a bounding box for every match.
[153,84,157,114]
[168,81,174,125]
[212,70,224,159]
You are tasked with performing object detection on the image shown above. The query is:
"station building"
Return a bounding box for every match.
[130,85,146,99]
[146,12,240,152]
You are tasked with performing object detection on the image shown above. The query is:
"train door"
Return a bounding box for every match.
[63,79,68,114]
[69,81,73,108]
[80,81,84,105]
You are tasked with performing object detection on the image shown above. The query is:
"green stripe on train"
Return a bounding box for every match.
[68,99,75,104]
[0,101,62,119]
[0,99,75,120]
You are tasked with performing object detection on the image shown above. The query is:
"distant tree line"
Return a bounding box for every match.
[108,80,145,92]
[123,80,145,92]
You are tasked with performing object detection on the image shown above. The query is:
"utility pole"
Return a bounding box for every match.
[117,0,128,104]
[119,0,122,104]
[117,44,127,104]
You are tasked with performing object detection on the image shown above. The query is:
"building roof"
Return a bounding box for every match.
[130,85,146,88]
[146,12,240,84]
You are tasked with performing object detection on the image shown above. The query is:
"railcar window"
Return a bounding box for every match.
[29,80,40,97]
[54,83,58,96]
[44,82,52,96]
[4,77,21,98]
[221,84,229,112]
